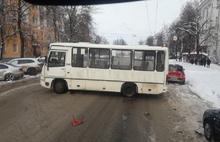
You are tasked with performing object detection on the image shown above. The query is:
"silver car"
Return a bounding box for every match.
[7,58,43,75]
[0,63,24,81]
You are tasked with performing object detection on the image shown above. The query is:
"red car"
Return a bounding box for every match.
[166,64,185,84]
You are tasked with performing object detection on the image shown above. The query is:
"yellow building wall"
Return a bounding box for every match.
[3,2,56,59]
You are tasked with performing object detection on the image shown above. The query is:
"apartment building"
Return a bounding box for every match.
[197,0,219,63]
[1,1,60,61]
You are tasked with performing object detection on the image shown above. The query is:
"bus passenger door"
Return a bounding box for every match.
[46,51,66,77]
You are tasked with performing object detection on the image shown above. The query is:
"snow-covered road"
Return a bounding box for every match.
[169,59,220,108]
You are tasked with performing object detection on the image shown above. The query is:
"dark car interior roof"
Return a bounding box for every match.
[24,0,142,6]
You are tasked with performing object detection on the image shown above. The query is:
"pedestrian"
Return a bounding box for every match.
[203,57,207,67]
[179,55,182,62]
[195,58,197,65]
[207,58,211,68]
[190,58,194,64]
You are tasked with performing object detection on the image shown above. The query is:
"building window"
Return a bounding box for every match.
[13,44,18,53]
[41,47,44,53]
[44,19,47,27]
[22,5,29,22]
[2,44,6,53]
[32,16,35,24]
[47,34,51,41]
[24,46,28,53]
[41,33,44,40]
[12,10,16,17]
[33,32,36,40]
[13,26,16,34]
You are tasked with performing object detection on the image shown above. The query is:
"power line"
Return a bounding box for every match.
[111,5,135,36]
[154,0,159,34]
[145,0,151,34]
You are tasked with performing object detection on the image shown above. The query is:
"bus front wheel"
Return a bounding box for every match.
[121,83,136,98]
[53,80,67,94]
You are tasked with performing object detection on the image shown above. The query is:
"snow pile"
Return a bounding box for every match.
[0,74,40,85]
[169,60,220,108]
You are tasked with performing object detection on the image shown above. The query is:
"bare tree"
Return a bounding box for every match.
[45,6,63,42]
[173,0,216,60]
[9,0,32,58]
[92,35,109,44]
[138,39,145,45]
[62,6,96,42]
[62,6,78,41]
[146,36,153,46]
[113,38,127,45]
[0,0,10,60]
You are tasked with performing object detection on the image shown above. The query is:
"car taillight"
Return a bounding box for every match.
[19,68,23,71]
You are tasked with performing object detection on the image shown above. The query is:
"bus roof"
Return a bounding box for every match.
[50,42,168,51]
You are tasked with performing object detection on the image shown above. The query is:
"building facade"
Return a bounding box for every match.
[198,0,219,63]
[0,1,61,61]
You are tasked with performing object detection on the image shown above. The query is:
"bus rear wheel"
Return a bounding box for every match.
[53,80,67,94]
[121,83,136,98]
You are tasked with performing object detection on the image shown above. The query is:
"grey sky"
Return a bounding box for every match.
[93,0,190,45]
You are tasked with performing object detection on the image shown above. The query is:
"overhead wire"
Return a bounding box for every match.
[145,0,151,35]
[100,0,184,36]
[154,0,159,34]
[111,5,136,37]
[98,0,187,44]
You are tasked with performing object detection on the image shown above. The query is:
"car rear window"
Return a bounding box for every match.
[18,59,35,64]
[6,63,18,67]
[169,65,183,71]
[18,60,29,64]
[0,64,8,69]
[27,60,35,63]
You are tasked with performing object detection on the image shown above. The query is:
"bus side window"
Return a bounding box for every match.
[144,51,156,71]
[72,48,88,68]
[133,51,144,70]
[156,51,165,71]
[111,50,132,70]
[89,48,110,69]
[49,51,65,67]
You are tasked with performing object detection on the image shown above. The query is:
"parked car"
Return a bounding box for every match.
[0,63,24,81]
[203,109,220,141]
[7,58,43,76]
[166,64,185,84]
[37,57,46,63]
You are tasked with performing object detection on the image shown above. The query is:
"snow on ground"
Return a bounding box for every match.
[169,59,220,108]
[0,74,40,85]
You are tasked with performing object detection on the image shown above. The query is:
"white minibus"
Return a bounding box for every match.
[40,42,168,97]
